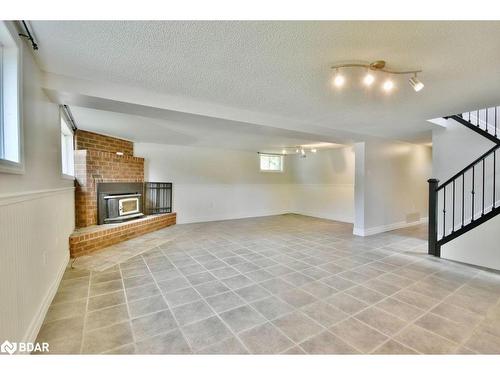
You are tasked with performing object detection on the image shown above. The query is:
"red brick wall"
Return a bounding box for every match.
[75,129,134,156]
[70,213,176,257]
[74,149,144,228]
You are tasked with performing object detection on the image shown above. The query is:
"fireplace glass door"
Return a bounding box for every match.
[119,197,140,216]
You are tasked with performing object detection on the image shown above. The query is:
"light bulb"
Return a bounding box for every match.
[333,70,345,87]
[311,148,317,153]
[295,148,299,153]
[300,148,305,155]
[383,80,394,92]
[363,73,375,86]
[282,149,287,155]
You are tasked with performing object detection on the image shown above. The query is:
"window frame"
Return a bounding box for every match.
[60,110,75,180]
[0,21,24,174]
[259,153,284,173]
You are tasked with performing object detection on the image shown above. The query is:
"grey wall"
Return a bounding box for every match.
[355,140,432,235]
[289,146,355,223]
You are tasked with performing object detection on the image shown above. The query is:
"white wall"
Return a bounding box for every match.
[135,143,295,224]
[289,147,355,223]
[0,27,74,344]
[354,140,431,236]
[433,119,500,270]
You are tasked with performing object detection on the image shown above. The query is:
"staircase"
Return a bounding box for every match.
[428,107,500,257]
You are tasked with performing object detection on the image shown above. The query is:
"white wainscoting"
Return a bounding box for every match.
[0,187,75,343]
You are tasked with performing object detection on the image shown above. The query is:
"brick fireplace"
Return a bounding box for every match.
[71,130,175,257]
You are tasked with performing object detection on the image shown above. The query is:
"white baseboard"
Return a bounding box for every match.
[22,253,70,345]
[177,210,291,224]
[353,217,428,237]
[291,210,354,224]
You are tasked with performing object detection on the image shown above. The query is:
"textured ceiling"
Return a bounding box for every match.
[70,106,339,152]
[30,21,500,145]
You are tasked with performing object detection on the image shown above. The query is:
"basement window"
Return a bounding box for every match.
[60,115,74,178]
[259,153,283,172]
[0,21,23,174]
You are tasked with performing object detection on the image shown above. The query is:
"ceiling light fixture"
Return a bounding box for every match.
[331,60,423,93]
[409,74,424,92]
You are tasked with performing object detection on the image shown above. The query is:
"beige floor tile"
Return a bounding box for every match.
[415,313,471,343]
[220,305,266,333]
[373,340,418,354]
[239,322,294,354]
[326,293,369,315]
[330,318,388,353]
[182,316,233,352]
[395,325,457,354]
[85,303,129,331]
[135,329,191,354]
[44,299,87,323]
[375,297,424,322]
[82,321,134,354]
[464,330,500,354]
[300,331,359,354]
[355,307,407,336]
[37,316,84,343]
[272,311,323,343]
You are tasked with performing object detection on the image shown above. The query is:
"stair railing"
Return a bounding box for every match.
[428,106,500,257]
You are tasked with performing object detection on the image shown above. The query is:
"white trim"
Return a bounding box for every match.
[0,186,74,206]
[177,210,291,224]
[22,252,70,346]
[61,173,75,180]
[353,217,428,237]
[0,21,24,173]
[292,211,353,224]
[0,158,25,174]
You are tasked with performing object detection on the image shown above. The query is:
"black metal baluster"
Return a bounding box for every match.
[443,187,446,236]
[452,180,455,232]
[462,173,465,227]
[482,159,485,215]
[472,166,475,222]
[477,110,480,127]
[495,150,497,210]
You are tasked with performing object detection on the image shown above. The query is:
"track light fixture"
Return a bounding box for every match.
[330,60,424,93]
[409,73,424,92]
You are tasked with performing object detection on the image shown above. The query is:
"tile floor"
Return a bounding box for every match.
[36,214,500,354]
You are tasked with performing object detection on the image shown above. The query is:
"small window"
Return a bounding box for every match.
[0,21,22,173]
[259,153,283,172]
[60,115,74,177]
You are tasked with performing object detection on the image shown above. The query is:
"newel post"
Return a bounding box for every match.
[428,178,440,257]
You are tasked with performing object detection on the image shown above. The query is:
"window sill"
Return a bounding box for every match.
[0,159,25,175]
[61,173,75,181]
[259,169,284,173]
